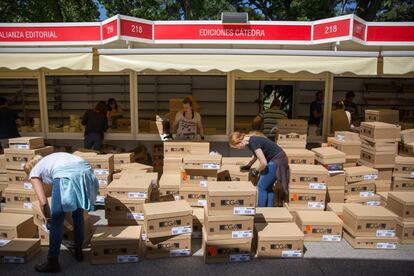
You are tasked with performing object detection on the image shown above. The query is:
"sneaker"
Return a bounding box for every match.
[34,257,60,273]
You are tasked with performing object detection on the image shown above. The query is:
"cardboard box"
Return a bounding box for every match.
[393,156,414,178]
[204,211,254,240]
[179,186,208,207]
[90,226,141,265]
[342,205,398,237]
[181,169,217,187]
[375,180,392,192]
[392,177,414,191]
[113,153,134,170]
[396,219,414,244]
[159,174,180,200]
[278,141,306,149]
[254,207,293,224]
[361,140,398,154]
[343,230,398,249]
[277,133,306,143]
[107,178,153,203]
[4,188,40,210]
[114,172,157,181]
[145,233,191,259]
[221,157,251,166]
[218,165,249,182]
[312,147,346,165]
[192,208,204,238]
[386,192,414,221]
[289,164,328,189]
[377,192,389,206]
[256,222,304,258]
[296,211,343,242]
[182,155,221,171]
[283,203,321,223]
[327,137,361,160]
[345,195,382,206]
[284,149,315,165]
[360,122,401,143]
[84,154,114,174]
[401,129,414,144]
[164,141,209,157]
[8,137,44,150]
[163,157,183,173]
[289,188,326,209]
[344,182,376,198]
[7,170,28,185]
[119,163,153,173]
[0,155,6,173]
[327,188,345,203]
[143,200,192,238]
[4,146,54,171]
[344,166,378,183]
[365,109,399,124]
[203,227,252,264]
[334,131,360,141]
[276,119,308,135]
[0,213,37,239]
[0,238,41,264]
[206,181,256,216]
[378,168,393,181]
[105,196,145,222]
[326,173,345,188]
[326,203,346,218]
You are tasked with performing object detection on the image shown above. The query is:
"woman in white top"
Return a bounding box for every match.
[173,96,204,140]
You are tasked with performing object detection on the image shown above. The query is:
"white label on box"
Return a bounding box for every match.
[363,174,378,181]
[376,243,396,250]
[98,180,108,186]
[197,199,207,207]
[232,230,253,239]
[127,212,144,220]
[360,191,375,198]
[410,172,414,177]
[233,207,255,215]
[94,169,109,175]
[23,202,32,209]
[170,249,191,257]
[171,226,192,235]
[309,182,326,190]
[308,202,325,209]
[336,134,345,142]
[4,256,25,263]
[229,254,250,262]
[23,182,33,190]
[11,144,29,150]
[366,201,381,206]
[199,180,208,188]
[116,255,139,263]
[141,234,147,241]
[376,230,396,237]
[20,162,26,169]
[0,239,11,247]
[202,163,219,169]
[128,192,147,199]
[174,195,181,201]
[192,232,202,239]
[281,250,302,258]
[322,235,341,242]
[96,196,105,203]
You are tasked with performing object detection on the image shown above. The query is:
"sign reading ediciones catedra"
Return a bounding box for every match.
[0,14,413,45]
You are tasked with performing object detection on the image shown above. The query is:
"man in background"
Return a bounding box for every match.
[0,96,20,152]
[308,91,323,126]
[343,91,359,124]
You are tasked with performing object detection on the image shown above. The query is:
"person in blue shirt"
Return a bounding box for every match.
[0,96,20,152]
[24,152,98,273]
[308,91,323,126]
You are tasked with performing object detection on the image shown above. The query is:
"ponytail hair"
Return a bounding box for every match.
[24,155,43,176]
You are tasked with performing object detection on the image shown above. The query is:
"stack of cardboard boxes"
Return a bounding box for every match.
[3,137,53,214]
[203,181,256,263]
[113,153,135,172]
[180,155,221,208]
[312,147,346,204]
[359,122,401,192]
[344,166,380,205]
[327,131,361,167]
[386,192,414,244]
[296,211,343,242]
[365,109,399,125]
[143,200,193,259]
[392,156,414,192]
[0,154,7,200]
[343,204,398,249]
[284,149,315,165]
[276,119,308,149]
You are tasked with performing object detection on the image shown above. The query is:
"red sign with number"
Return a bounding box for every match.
[352,19,366,40]
[154,24,311,41]
[120,19,152,40]
[367,25,414,42]
[313,19,350,40]
[102,20,118,40]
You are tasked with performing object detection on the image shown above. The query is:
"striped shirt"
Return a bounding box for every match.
[261,108,288,140]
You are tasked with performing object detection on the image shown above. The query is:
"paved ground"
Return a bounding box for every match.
[1,210,414,276]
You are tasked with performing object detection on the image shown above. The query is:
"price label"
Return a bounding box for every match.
[336,134,345,142]
[202,163,219,169]
[23,202,32,209]
[199,180,208,188]
[234,207,255,215]
[23,182,33,190]
[410,171,414,177]
[174,195,181,201]
[116,255,139,263]
[20,163,26,169]
[322,235,341,242]
[360,191,375,198]
[171,226,192,235]
[128,192,147,199]
[376,230,395,237]
[170,249,191,257]
[364,174,378,181]
[197,200,207,207]
[98,180,108,186]
[0,239,11,247]
[232,230,253,239]
[366,201,381,206]
[308,202,325,209]
[94,169,109,175]
[11,144,29,150]
[309,182,326,190]
[127,213,144,220]
[141,234,147,241]
[377,243,396,250]
[229,254,250,262]
[96,196,105,204]
[281,250,302,258]
[3,256,25,263]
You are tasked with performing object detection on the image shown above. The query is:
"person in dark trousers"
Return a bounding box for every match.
[343,91,359,124]
[229,131,289,207]
[24,152,98,273]
[309,91,323,126]
[0,96,20,152]
[81,101,108,151]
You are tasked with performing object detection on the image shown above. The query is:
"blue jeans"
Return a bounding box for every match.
[49,178,84,258]
[84,133,103,150]
[257,160,277,207]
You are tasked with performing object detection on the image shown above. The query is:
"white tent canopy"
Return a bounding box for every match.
[383,51,414,75]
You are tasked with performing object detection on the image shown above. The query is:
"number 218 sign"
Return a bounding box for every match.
[313,19,350,41]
